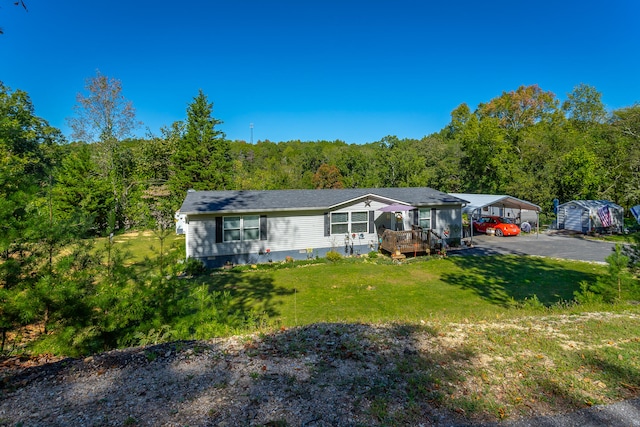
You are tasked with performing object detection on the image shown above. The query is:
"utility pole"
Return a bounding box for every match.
[250,123,254,144]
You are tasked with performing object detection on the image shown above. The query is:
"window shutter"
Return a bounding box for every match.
[324,212,330,236]
[431,208,436,230]
[215,217,223,243]
[368,210,375,233]
[260,215,267,240]
[413,209,419,226]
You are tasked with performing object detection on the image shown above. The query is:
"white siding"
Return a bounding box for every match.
[564,206,585,232]
[185,199,401,258]
[258,201,381,253]
[434,206,464,239]
[185,198,464,259]
[186,215,217,257]
[268,211,328,252]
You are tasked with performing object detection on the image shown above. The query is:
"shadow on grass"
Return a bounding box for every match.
[443,255,601,307]
[203,269,295,319]
[140,270,296,341]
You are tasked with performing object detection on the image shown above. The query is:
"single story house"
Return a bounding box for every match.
[179,187,468,267]
[556,200,624,234]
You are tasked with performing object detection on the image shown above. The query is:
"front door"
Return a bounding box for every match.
[374,211,394,235]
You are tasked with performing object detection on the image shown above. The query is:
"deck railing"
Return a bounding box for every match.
[379,227,432,255]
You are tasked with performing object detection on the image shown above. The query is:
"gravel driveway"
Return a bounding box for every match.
[494,396,640,427]
[459,231,620,263]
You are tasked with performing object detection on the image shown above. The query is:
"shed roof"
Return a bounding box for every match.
[557,200,623,211]
[180,187,468,215]
[449,193,541,214]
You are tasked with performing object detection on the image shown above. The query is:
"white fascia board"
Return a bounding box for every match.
[327,193,408,210]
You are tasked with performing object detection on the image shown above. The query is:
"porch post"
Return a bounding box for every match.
[469,208,478,245]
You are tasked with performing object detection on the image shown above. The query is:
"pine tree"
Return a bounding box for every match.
[594,244,636,302]
[168,90,231,204]
[0,82,63,350]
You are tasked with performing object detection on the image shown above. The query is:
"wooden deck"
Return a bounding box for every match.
[379,228,433,255]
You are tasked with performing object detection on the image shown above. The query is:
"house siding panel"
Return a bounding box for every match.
[187,216,217,257]
[182,191,467,267]
[434,206,464,240]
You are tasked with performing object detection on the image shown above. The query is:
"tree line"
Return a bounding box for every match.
[1,71,639,354]
[8,72,639,237]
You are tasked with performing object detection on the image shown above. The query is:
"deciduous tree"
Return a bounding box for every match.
[68,70,141,230]
[312,164,344,189]
[478,84,559,134]
[562,83,608,127]
[0,0,27,35]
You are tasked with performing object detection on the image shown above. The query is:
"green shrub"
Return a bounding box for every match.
[574,281,604,305]
[134,325,175,346]
[325,251,342,262]
[520,294,546,310]
[183,257,206,276]
[368,251,379,259]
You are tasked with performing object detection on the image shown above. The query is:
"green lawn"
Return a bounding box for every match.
[95,232,609,327]
[28,239,640,423]
[204,255,606,327]
[194,255,640,423]
[102,230,186,264]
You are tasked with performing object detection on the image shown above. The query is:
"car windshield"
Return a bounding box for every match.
[500,217,515,224]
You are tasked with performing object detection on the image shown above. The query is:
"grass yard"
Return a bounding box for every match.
[589,230,639,243]
[13,235,640,424]
[204,255,607,327]
[101,230,186,265]
[196,255,639,422]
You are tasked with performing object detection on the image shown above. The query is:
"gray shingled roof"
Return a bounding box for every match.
[180,187,468,214]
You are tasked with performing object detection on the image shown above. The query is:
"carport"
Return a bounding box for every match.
[449,193,542,244]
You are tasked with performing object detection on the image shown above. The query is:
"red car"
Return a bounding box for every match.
[473,216,520,237]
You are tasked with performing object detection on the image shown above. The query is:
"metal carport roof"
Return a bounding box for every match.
[449,193,542,241]
[449,193,541,214]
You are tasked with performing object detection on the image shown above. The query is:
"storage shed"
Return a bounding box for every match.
[556,200,624,234]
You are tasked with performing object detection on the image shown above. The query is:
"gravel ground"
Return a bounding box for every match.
[0,324,466,427]
[1,322,638,427]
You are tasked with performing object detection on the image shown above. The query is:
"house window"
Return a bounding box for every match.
[331,212,349,234]
[331,211,368,234]
[419,209,431,229]
[243,215,260,240]
[351,211,368,233]
[223,215,260,242]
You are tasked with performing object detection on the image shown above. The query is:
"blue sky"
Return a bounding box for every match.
[1,0,639,144]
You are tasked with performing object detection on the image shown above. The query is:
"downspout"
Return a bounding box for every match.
[185,215,191,258]
[461,203,467,246]
[470,207,479,245]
